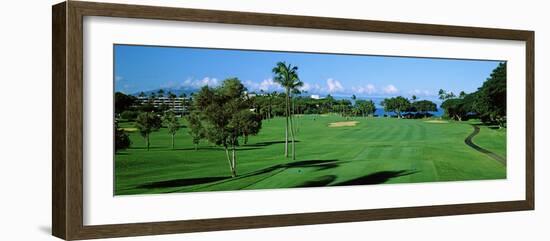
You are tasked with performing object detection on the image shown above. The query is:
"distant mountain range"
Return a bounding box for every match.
[130,87,442,106]
[131,88,198,97]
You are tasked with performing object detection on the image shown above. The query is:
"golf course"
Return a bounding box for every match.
[115,115,506,195]
[113,45,508,196]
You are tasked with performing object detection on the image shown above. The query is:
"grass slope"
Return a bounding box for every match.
[115,115,506,195]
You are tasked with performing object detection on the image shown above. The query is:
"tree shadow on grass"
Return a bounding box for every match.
[174,146,219,151]
[296,175,337,187]
[472,122,502,130]
[244,159,345,177]
[174,146,262,151]
[130,146,170,150]
[137,176,231,189]
[131,140,299,153]
[282,159,344,171]
[332,170,419,186]
[293,170,419,188]
[135,159,344,191]
[245,140,301,147]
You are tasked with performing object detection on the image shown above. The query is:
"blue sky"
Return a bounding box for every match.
[114,44,503,100]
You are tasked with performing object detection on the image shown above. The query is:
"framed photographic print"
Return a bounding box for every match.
[52,1,534,240]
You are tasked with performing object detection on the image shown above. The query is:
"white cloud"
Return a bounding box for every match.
[243,78,284,92]
[180,77,220,89]
[326,78,344,93]
[258,78,283,92]
[115,76,124,82]
[408,89,432,96]
[382,84,399,94]
[299,82,323,93]
[352,84,376,95]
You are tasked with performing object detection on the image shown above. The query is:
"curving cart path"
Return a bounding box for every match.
[464,124,506,166]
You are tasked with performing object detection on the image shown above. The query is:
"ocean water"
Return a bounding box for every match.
[373,108,444,117]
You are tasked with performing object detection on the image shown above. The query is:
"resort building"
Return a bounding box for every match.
[136,96,188,115]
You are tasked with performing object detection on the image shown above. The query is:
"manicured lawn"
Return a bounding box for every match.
[471,124,507,157]
[115,115,506,195]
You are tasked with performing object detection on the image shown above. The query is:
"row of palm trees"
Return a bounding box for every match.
[272,62,303,160]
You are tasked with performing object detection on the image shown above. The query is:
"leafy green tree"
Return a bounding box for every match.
[382,96,410,118]
[412,100,437,116]
[135,112,162,151]
[114,121,131,152]
[168,91,177,110]
[438,63,506,125]
[168,91,176,99]
[474,62,507,127]
[114,92,137,114]
[190,78,262,177]
[365,100,376,117]
[272,61,303,160]
[164,111,181,149]
[355,100,376,117]
[157,89,165,98]
[380,99,388,116]
[158,103,170,112]
[120,110,139,121]
[441,98,467,121]
[337,99,352,117]
[139,103,156,113]
[186,112,204,150]
[438,89,456,100]
[232,109,262,145]
[394,96,411,118]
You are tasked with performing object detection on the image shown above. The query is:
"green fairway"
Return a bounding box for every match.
[115,115,506,195]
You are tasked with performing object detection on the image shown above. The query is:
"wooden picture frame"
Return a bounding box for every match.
[52,1,534,240]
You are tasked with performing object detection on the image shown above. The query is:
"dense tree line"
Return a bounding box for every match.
[115,89,189,152]
[380,96,438,119]
[114,121,131,152]
[250,94,377,119]
[116,89,193,121]
[439,62,506,127]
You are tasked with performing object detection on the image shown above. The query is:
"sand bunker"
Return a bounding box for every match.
[328,121,359,127]
[424,120,449,124]
[122,127,138,132]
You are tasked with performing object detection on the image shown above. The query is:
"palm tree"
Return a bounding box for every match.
[272,61,303,160]
[168,91,176,111]
[351,94,357,119]
[157,89,165,98]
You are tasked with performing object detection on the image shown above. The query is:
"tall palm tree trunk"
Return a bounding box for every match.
[292,97,297,135]
[284,90,289,157]
[289,94,296,160]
